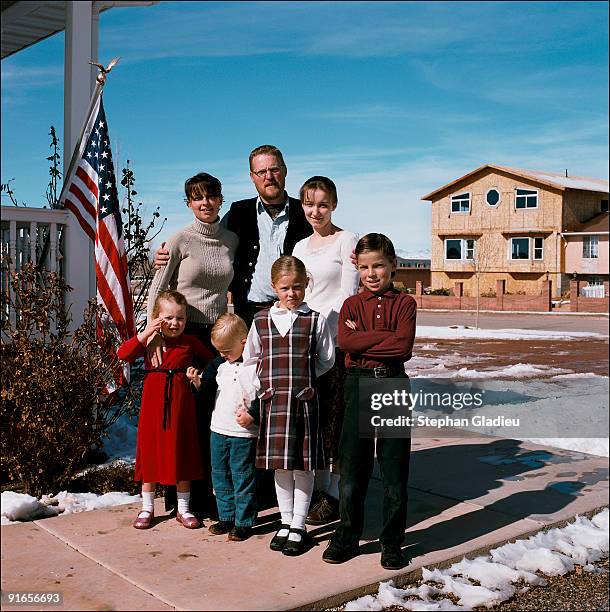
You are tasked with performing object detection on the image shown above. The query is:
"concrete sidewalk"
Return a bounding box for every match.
[2,431,608,611]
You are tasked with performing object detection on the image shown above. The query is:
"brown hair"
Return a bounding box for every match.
[211,313,249,345]
[355,233,397,261]
[299,176,338,206]
[184,172,223,203]
[249,145,286,170]
[270,256,307,285]
[152,290,188,318]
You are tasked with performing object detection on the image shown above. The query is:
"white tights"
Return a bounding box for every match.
[274,469,314,536]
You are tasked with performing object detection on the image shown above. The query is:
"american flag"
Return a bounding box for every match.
[61,94,135,385]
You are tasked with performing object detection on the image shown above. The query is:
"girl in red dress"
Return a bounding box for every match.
[117,290,213,529]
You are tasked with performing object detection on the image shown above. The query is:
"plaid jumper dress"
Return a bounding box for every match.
[254,308,326,471]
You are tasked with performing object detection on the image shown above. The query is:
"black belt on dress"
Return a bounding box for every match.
[347,365,405,378]
[143,368,187,430]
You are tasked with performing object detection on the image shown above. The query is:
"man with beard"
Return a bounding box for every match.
[155,144,312,326]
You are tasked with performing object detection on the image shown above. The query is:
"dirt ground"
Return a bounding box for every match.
[413,337,610,377]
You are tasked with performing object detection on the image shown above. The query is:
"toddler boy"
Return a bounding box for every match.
[190,313,259,541]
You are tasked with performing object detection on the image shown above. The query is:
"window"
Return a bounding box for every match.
[601,200,609,213]
[511,238,530,259]
[515,188,538,209]
[583,236,599,259]
[486,188,501,206]
[446,239,462,259]
[465,239,475,260]
[445,238,475,260]
[510,237,545,260]
[451,192,471,213]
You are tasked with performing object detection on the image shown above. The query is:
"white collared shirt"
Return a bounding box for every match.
[210,360,259,438]
[242,302,335,393]
[247,196,290,303]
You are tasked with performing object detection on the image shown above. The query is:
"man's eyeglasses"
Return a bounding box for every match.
[251,166,284,178]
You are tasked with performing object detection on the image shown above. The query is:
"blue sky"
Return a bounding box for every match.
[1,1,608,255]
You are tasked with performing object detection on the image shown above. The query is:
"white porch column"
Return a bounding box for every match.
[64,1,97,330]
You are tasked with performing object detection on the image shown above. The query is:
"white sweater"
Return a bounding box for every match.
[292,230,359,339]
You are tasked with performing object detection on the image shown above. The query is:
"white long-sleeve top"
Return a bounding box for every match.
[242,302,335,395]
[210,360,259,438]
[292,230,359,339]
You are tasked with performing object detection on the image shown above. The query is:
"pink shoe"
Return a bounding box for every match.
[176,513,201,529]
[133,510,154,529]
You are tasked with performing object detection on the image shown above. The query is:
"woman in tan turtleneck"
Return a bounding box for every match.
[147,172,238,352]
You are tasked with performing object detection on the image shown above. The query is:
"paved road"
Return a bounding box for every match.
[417,310,609,335]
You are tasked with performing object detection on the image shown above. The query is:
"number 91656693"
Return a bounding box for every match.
[2,591,63,606]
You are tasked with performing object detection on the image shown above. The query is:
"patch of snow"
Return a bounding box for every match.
[1,491,60,524]
[416,326,608,341]
[410,362,570,379]
[1,490,140,526]
[53,491,140,515]
[101,412,138,462]
[520,437,609,457]
[346,509,609,611]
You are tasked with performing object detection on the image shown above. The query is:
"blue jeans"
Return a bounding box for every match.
[210,432,258,527]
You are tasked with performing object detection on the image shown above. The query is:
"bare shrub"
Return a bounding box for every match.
[0,262,135,497]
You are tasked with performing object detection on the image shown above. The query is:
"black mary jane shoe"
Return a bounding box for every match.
[282,528,310,557]
[269,524,291,551]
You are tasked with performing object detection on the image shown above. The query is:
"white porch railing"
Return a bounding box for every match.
[1,205,94,331]
[581,284,606,298]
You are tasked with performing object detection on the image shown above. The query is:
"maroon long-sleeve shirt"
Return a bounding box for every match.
[337,285,417,370]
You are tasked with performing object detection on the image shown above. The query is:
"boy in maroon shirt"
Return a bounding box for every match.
[322,233,416,570]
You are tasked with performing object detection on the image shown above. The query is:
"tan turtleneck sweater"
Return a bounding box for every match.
[147,218,239,325]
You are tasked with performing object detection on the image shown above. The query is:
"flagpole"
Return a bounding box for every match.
[59,58,120,206]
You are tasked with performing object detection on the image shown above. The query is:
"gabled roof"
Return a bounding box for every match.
[563,212,609,235]
[421,164,609,201]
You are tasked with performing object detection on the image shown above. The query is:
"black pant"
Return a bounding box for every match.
[332,372,411,548]
[240,301,274,328]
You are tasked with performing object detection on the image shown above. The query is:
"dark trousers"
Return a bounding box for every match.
[332,372,411,548]
[240,301,274,328]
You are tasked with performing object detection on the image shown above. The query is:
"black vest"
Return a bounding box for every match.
[226,195,313,314]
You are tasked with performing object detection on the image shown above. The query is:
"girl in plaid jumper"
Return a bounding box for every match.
[237,256,335,556]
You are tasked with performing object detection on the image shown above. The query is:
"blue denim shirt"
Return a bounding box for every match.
[246,196,290,303]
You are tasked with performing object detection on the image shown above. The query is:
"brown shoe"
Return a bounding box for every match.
[133,510,154,529]
[208,520,234,535]
[228,526,252,541]
[176,513,201,529]
[306,492,339,525]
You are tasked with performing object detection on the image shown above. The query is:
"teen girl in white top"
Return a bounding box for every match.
[291,176,359,516]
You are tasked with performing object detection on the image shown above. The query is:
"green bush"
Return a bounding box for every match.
[1,263,134,497]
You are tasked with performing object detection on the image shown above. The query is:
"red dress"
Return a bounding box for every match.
[117,334,213,484]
